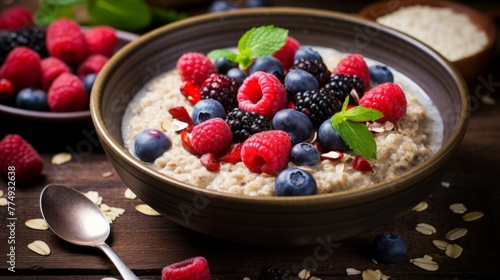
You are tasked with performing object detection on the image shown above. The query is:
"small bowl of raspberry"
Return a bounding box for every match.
[90,7,469,246]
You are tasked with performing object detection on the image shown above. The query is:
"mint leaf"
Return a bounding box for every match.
[344,106,383,122]
[34,3,75,26]
[207,49,238,62]
[88,0,151,31]
[40,0,86,4]
[333,120,377,160]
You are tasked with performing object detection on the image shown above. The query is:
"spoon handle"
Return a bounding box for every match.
[95,243,140,280]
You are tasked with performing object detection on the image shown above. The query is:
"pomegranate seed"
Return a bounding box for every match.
[352,155,373,172]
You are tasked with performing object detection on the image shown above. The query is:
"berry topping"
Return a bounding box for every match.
[290,57,331,87]
[0,27,47,65]
[226,68,248,84]
[352,155,373,172]
[200,153,220,172]
[0,46,42,90]
[177,52,216,86]
[372,232,407,263]
[191,99,226,125]
[294,46,322,62]
[181,130,199,156]
[46,18,89,65]
[369,64,394,86]
[0,78,16,102]
[0,134,44,184]
[272,109,313,145]
[47,73,88,112]
[323,74,365,104]
[180,80,201,105]
[168,106,195,131]
[241,130,291,174]
[134,128,172,163]
[358,82,407,123]
[294,88,342,128]
[225,108,272,143]
[284,69,319,99]
[317,118,350,152]
[333,54,371,90]
[40,56,71,90]
[237,71,287,119]
[290,142,321,166]
[162,256,210,280]
[0,6,34,30]
[274,168,317,196]
[200,73,239,112]
[77,54,108,79]
[15,88,49,111]
[249,56,285,82]
[214,57,238,74]
[219,142,243,164]
[84,26,117,57]
[273,36,300,71]
[191,118,233,156]
[257,266,289,280]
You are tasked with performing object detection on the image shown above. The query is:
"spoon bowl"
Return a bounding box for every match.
[40,184,138,280]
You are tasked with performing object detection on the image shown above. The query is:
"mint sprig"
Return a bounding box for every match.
[207,25,288,69]
[331,97,384,160]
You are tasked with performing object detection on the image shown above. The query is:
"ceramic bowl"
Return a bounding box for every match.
[358,0,498,83]
[91,7,469,246]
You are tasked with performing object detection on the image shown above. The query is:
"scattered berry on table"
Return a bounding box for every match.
[0,78,16,102]
[83,73,98,95]
[323,73,365,104]
[333,53,371,90]
[77,54,108,79]
[84,26,117,57]
[226,68,247,84]
[0,27,47,65]
[352,155,373,172]
[200,73,239,112]
[369,64,394,86]
[134,128,172,163]
[214,57,238,74]
[0,46,42,90]
[257,266,289,280]
[290,142,321,166]
[177,52,216,86]
[372,232,407,263]
[272,109,313,145]
[246,0,272,7]
[358,82,407,123]
[237,71,287,119]
[290,57,331,87]
[46,18,89,65]
[0,134,44,184]
[191,117,233,156]
[0,6,34,30]
[294,88,342,128]
[15,88,49,111]
[284,69,319,100]
[294,46,323,62]
[40,56,71,90]
[209,0,238,12]
[180,80,201,105]
[273,36,300,71]
[241,130,291,174]
[274,167,317,196]
[191,99,226,125]
[47,73,88,112]
[162,256,210,280]
[225,108,272,143]
[317,118,350,152]
[248,56,285,82]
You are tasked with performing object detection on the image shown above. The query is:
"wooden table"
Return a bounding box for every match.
[2,1,500,279]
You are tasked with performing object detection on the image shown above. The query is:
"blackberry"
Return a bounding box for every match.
[200,73,239,112]
[225,108,272,142]
[291,58,331,87]
[0,27,48,64]
[323,73,365,104]
[257,266,289,280]
[294,88,342,128]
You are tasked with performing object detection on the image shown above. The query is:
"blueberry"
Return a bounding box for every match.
[226,68,247,84]
[249,56,284,82]
[369,64,394,86]
[275,168,317,196]
[293,46,323,62]
[284,69,319,97]
[209,0,237,12]
[134,128,172,163]
[290,142,320,166]
[372,232,407,263]
[191,99,226,125]
[246,0,271,7]
[272,109,313,145]
[317,118,350,152]
[214,57,238,75]
[15,88,49,111]
[83,73,97,96]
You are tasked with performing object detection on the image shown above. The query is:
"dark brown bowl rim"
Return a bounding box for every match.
[91,7,470,207]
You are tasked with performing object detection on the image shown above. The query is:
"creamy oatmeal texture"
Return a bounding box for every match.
[122,48,442,197]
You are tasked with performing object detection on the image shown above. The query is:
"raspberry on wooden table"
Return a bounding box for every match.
[84,26,117,57]
[0,134,44,184]
[177,52,216,86]
[162,256,210,280]
[333,54,371,90]
[0,46,42,90]
[241,130,291,174]
[46,18,89,65]
[359,82,407,123]
[190,118,233,156]
[0,6,33,30]
[47,73,88,112]
[40,57,71,90]
[77,54,108,78]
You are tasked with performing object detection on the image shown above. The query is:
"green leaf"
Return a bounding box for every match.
[333,120,378,160]
[88,0,152,31]
[344,106,384,122]
[40,0,86,5]
[34,3,75,26]
[239,25,288,58]
[207,49,238,62]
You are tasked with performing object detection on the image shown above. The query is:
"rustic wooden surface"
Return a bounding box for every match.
[2,0,500,279]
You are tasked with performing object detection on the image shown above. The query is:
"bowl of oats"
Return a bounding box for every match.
[90,7,469,246]
[358,0,498,83]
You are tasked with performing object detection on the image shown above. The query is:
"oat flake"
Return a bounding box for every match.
[124,188,137,200]
[28,240,51,256]
[346,268,361,275]
[410,257,439,271]
[298,269,310,280]
[0,197,7,206]
[25,218,49,231]
[445,243,463,258]
[445,227,468,241]
[361,269,379,280]
[135,204,161,216]
[412,201,428,212]
[51,152,72,165]
[415,223,436,235]
[432,240,449,251]
[462,211,484,222]
[449,203,467,214]
[101,171,113,178]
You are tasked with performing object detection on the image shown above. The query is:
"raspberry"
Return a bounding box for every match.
[77,54,108,79]
[358,82,407,123]
[333,54,371,90]
[47,73,88,112]
[0,134,44,184]
[40,57,70,90]
[84,26,117,57]
[273,36,300,71]
[0,6,33,30]
[200,73,239,112]
[0,46,41,90]
[162,256,210,280]
[241,130,291,174]
[177,52,216,86]
[0,78,16,102]
[237,71,287,119]
[191,118,233,156]
[46,18,89,65]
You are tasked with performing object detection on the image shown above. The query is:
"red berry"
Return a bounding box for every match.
[273,36,300,71]
[191,118,232,156]
[168,106,195,132]
[237,71,287,119]
[40,57,71,90]
[352,155,373,172]
[180,80,201,105]
[47,73,88,112]
[219,142,243,164]
[162,256,210,280]
[46,18,89,65]
[333,54,371,90]
[0,6,33,30]
[177,52,216,86]
[358,82,407,123]
[0,46,41,90]
[0,78,16,102]
[200,153,220,171]
[241,130,291,174]
[0,134,44,184]
[180,130,200,156]
[77,54,108,79]
[84,26,117,57]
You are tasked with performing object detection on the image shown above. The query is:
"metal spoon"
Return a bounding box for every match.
[40,184,139,280]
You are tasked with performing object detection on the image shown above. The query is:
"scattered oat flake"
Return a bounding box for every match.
[462,211,484,222]
[481,95,496,105]
[0,197,7,206]
[25,218,49,230]
[101,171,113,178]
[135,204,161,216]
[432,240,449,251]
[441,181,450,188]
[110,207,125,215]
[410,257,439,271]
[449,203,467,214]
[51,152,72,165]
[445,243,463,258]
[415,223,436,235]
[412,201,428,212]
[362,269,379,280]
[346,268,361,275]
[28,240,51,256]
[0,190,3,197]
[124,188,137,200]
[371,258,378,264]
[445,227,468,241]
[423,254,433,260]
[298,269,310,280]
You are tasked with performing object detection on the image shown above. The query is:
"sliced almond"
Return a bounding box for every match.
[321,151,343,160]
[346,268,361,275]
[51,152,72,165]
[432,240,449,251]
[361,269,379,280]
[412,201,428,212]
[124,188,137,200]
[100,203,111,212]
[172,119,189,132]
[445,244,463,258]
[135,204,161,216]
[445,228,468,241]
[28,240,51,256]
[462,211,484,222]
[384,121,395,131]
[105,211,119,221]
[449,203,467,214]
[0,197,7,206]
[415,223,436,235]
[410,257,439,271]
[25,218,49,231]
[110,207,125,216]
[84,191,101,205]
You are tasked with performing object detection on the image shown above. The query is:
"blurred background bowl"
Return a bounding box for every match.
[91,7,469,246]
